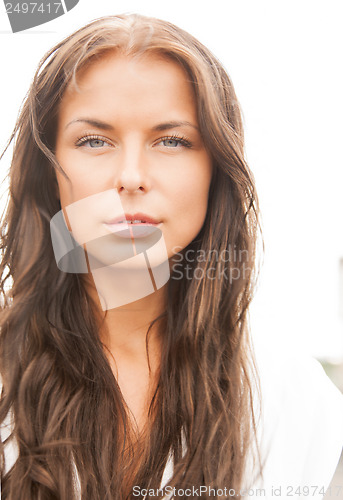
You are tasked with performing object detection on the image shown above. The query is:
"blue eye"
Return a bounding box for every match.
[75,135,111,148]
[157,135,192,148]
[88,139,105,148]
[162,139,180,147]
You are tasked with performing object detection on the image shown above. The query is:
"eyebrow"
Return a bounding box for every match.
[65,119,114,131]
[152,121,199,132]
[65,118,199,132]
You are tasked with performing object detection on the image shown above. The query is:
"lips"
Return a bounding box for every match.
[106,213,161,225]
[104,213,161,239]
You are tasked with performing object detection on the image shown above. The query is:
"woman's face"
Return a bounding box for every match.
[55,52,212,261]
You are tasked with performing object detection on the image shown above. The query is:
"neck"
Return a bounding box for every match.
[85,274,167,372]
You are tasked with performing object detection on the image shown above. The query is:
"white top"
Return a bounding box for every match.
[1,345,343,500]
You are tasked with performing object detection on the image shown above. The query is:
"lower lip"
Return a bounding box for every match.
[104,222,161,238]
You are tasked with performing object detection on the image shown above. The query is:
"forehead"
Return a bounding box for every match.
[58,51,198,125]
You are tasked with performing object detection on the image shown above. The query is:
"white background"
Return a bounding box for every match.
[0,0,342,361]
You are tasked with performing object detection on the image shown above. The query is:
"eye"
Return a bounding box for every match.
[163,138,181,148]
[75,135,112,149]
[88,139,106,148]
[156,135,192,149]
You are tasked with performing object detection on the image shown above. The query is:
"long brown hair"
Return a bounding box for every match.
[0,14,262,499]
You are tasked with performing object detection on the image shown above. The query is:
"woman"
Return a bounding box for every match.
[0,14,342,500]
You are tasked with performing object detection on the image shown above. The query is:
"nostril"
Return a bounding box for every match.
[118,186,145,193]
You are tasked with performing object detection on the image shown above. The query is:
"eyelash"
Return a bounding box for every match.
[156,134,192,148]
[75,134,111,147]
[74,133,193,148]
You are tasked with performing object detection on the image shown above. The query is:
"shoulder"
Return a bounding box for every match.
[248,338,343,498]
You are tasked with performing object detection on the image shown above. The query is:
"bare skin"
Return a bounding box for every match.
[94,281,167,434]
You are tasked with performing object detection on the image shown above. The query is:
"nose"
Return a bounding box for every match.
[115,145,151,195]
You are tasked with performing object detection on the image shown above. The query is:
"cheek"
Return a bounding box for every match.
[56,169,102,209]
[178,161,212,217]
[167,160,212,238]
[55,149,109,205]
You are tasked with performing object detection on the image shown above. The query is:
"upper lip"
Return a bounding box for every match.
[105,213,161,224]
